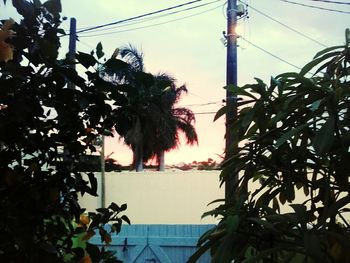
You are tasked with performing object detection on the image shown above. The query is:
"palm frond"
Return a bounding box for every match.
[174,84,188,104]
[176,120,198,145]
[172,107,196,123]
[120,44,144,72]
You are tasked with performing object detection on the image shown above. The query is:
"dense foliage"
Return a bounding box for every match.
[190,37,350,262]
[0,0,130,261]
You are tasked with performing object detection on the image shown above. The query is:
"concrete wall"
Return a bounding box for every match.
[79,170,224,224]
[80,171,341,225]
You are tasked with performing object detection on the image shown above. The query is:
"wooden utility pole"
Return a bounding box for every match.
[225,0,238,202]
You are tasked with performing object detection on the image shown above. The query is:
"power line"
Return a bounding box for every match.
[78,3,224,38]
[239,0,327,47]
[78,0,223,35]
[188,91,221,103]
[75,0,221,35]
[280,0,350,14]
[239,36,302,70]
[181,101,222,107]
[193,111,217,114]
[77,39,95,50]
[309,0,350,5]
[63,2,206,35]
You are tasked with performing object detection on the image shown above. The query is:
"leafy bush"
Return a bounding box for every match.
[190,35,350,263]
[0,0,129,261]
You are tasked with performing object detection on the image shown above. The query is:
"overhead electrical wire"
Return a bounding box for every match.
[280,0,350,14]
[78,3,224,38]
[75,38,221,107]
[193,111,217,115]
[64,0,222,35]
[239,36,302,70]
[77,0,223,35]
[187,91,221,103]
[77,39,95,50]
[309,0,350,5]
[181,101,222,107]
[239,0,327,47]
[74,0,223,35]
[72,1,317,99]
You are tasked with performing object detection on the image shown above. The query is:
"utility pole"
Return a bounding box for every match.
[100,135,106,208]
[63,18,77,163]
[68,17,77,90]
[225,0,238,202]
[68,18,107,207]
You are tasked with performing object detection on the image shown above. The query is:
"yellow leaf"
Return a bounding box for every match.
[78,255,92,263]
[0,41,13,62]
[0,18,15,42]
[2,18,15,31]
[79,214,90,226]
[0,18,15,63]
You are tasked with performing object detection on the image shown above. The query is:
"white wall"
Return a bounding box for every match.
[79,171,350,225]
[79,170,224,224]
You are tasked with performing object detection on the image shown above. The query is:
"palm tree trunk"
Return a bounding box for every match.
[133,143,143,172]
[157,151,165,171]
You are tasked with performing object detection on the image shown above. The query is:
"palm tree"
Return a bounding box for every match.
[149,74,198,171]
[106,45,198,171]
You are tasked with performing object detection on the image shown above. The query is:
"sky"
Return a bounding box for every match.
[3,0,350,165]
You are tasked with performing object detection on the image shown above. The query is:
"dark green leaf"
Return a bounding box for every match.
[290,204,307,230]
[76,52,97,68]
[57,28,65,35]
[96,208,108,214]
[226,84,258,100]
[87,172,97,196]
[39,39,58,61]
[85,242,101,263]
[120,203,127,212]
[300,51,343,76]
[275,122,310,148]
[12,0,34,17]
[43,0,61,14]
[312,116,335,155]
[303,232,323,260]
[313,45,344,59]
[226,215,239,234]
[214,105,228,121]
[241,106,256,128]
[212,234,235,263]
[246,217,277,232]
[39,242,58,254]
[104,58,129,71]
[96,42,104,59]
[187,238,215,263]
[121,215,130,225]
[318,195,350,224]
[241,247,284,263]
[108,202,120,212]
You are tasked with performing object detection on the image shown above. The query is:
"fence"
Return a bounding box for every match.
[91,224,213,263]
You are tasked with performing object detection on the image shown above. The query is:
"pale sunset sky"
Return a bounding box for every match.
[3,0,350,165]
